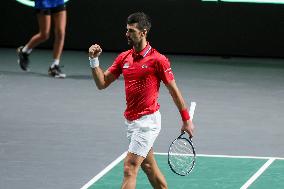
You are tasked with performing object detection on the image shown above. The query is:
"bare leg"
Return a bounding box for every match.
[121,152,145,189]
[52,10,66,60]
[141,148,168,189]
[25,13,51,49]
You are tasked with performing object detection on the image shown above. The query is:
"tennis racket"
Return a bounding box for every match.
[168,102,196,176]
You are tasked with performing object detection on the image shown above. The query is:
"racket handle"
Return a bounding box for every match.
[189,102,196,121]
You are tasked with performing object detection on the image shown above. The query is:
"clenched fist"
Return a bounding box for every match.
[89,44,102,58]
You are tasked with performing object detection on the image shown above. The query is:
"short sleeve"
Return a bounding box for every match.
[107,53,124,79]
[156,55,175,84]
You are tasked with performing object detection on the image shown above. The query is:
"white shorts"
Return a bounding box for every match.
[125,111,161,158]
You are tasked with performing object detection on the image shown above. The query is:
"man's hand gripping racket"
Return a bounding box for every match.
[168,102,196,176]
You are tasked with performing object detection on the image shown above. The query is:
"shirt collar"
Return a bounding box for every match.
[132,42,152,59]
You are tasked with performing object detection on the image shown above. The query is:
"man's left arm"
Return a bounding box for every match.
[165,80,194,138]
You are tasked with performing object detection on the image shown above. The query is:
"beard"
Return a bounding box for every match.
[127,38,134,46]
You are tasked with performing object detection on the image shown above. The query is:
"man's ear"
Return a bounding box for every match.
[141,29,148,37]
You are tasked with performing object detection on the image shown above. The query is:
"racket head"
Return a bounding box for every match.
[168,133,196,176]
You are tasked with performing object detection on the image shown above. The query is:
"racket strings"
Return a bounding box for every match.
[169,138,195,175]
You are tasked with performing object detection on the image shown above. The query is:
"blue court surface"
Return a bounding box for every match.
[81,152,284,189]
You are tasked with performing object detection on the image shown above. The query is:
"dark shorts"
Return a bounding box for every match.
[35,4,66,15]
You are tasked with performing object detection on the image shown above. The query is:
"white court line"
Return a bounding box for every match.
[80,152,283,189]
[240,158,276,189]
[157,152,282,188]
[80,151,127,189]
[154,152,284,160]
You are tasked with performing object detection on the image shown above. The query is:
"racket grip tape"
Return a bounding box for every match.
[189,102,196,121]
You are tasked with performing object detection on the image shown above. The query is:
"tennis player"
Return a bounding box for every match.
[17,0,67,78]
[88,12,194,189]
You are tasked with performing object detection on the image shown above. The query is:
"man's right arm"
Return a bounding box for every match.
[91,68,116,90]
[89,44,116,90]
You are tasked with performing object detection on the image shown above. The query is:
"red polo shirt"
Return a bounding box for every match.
[108,43,175,121]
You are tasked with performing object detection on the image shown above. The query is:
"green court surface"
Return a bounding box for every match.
[81,153,284,189]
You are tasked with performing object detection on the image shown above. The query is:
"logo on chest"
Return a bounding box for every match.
[123,62,149,69]
[141,64,148,69]
[123,63,130,69]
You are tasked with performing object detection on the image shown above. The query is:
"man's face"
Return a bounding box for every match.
[126,23,145,46]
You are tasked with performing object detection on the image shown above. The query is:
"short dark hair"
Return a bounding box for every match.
[127,12,151,32]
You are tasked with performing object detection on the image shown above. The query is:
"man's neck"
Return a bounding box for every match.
[133,39,147,52]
